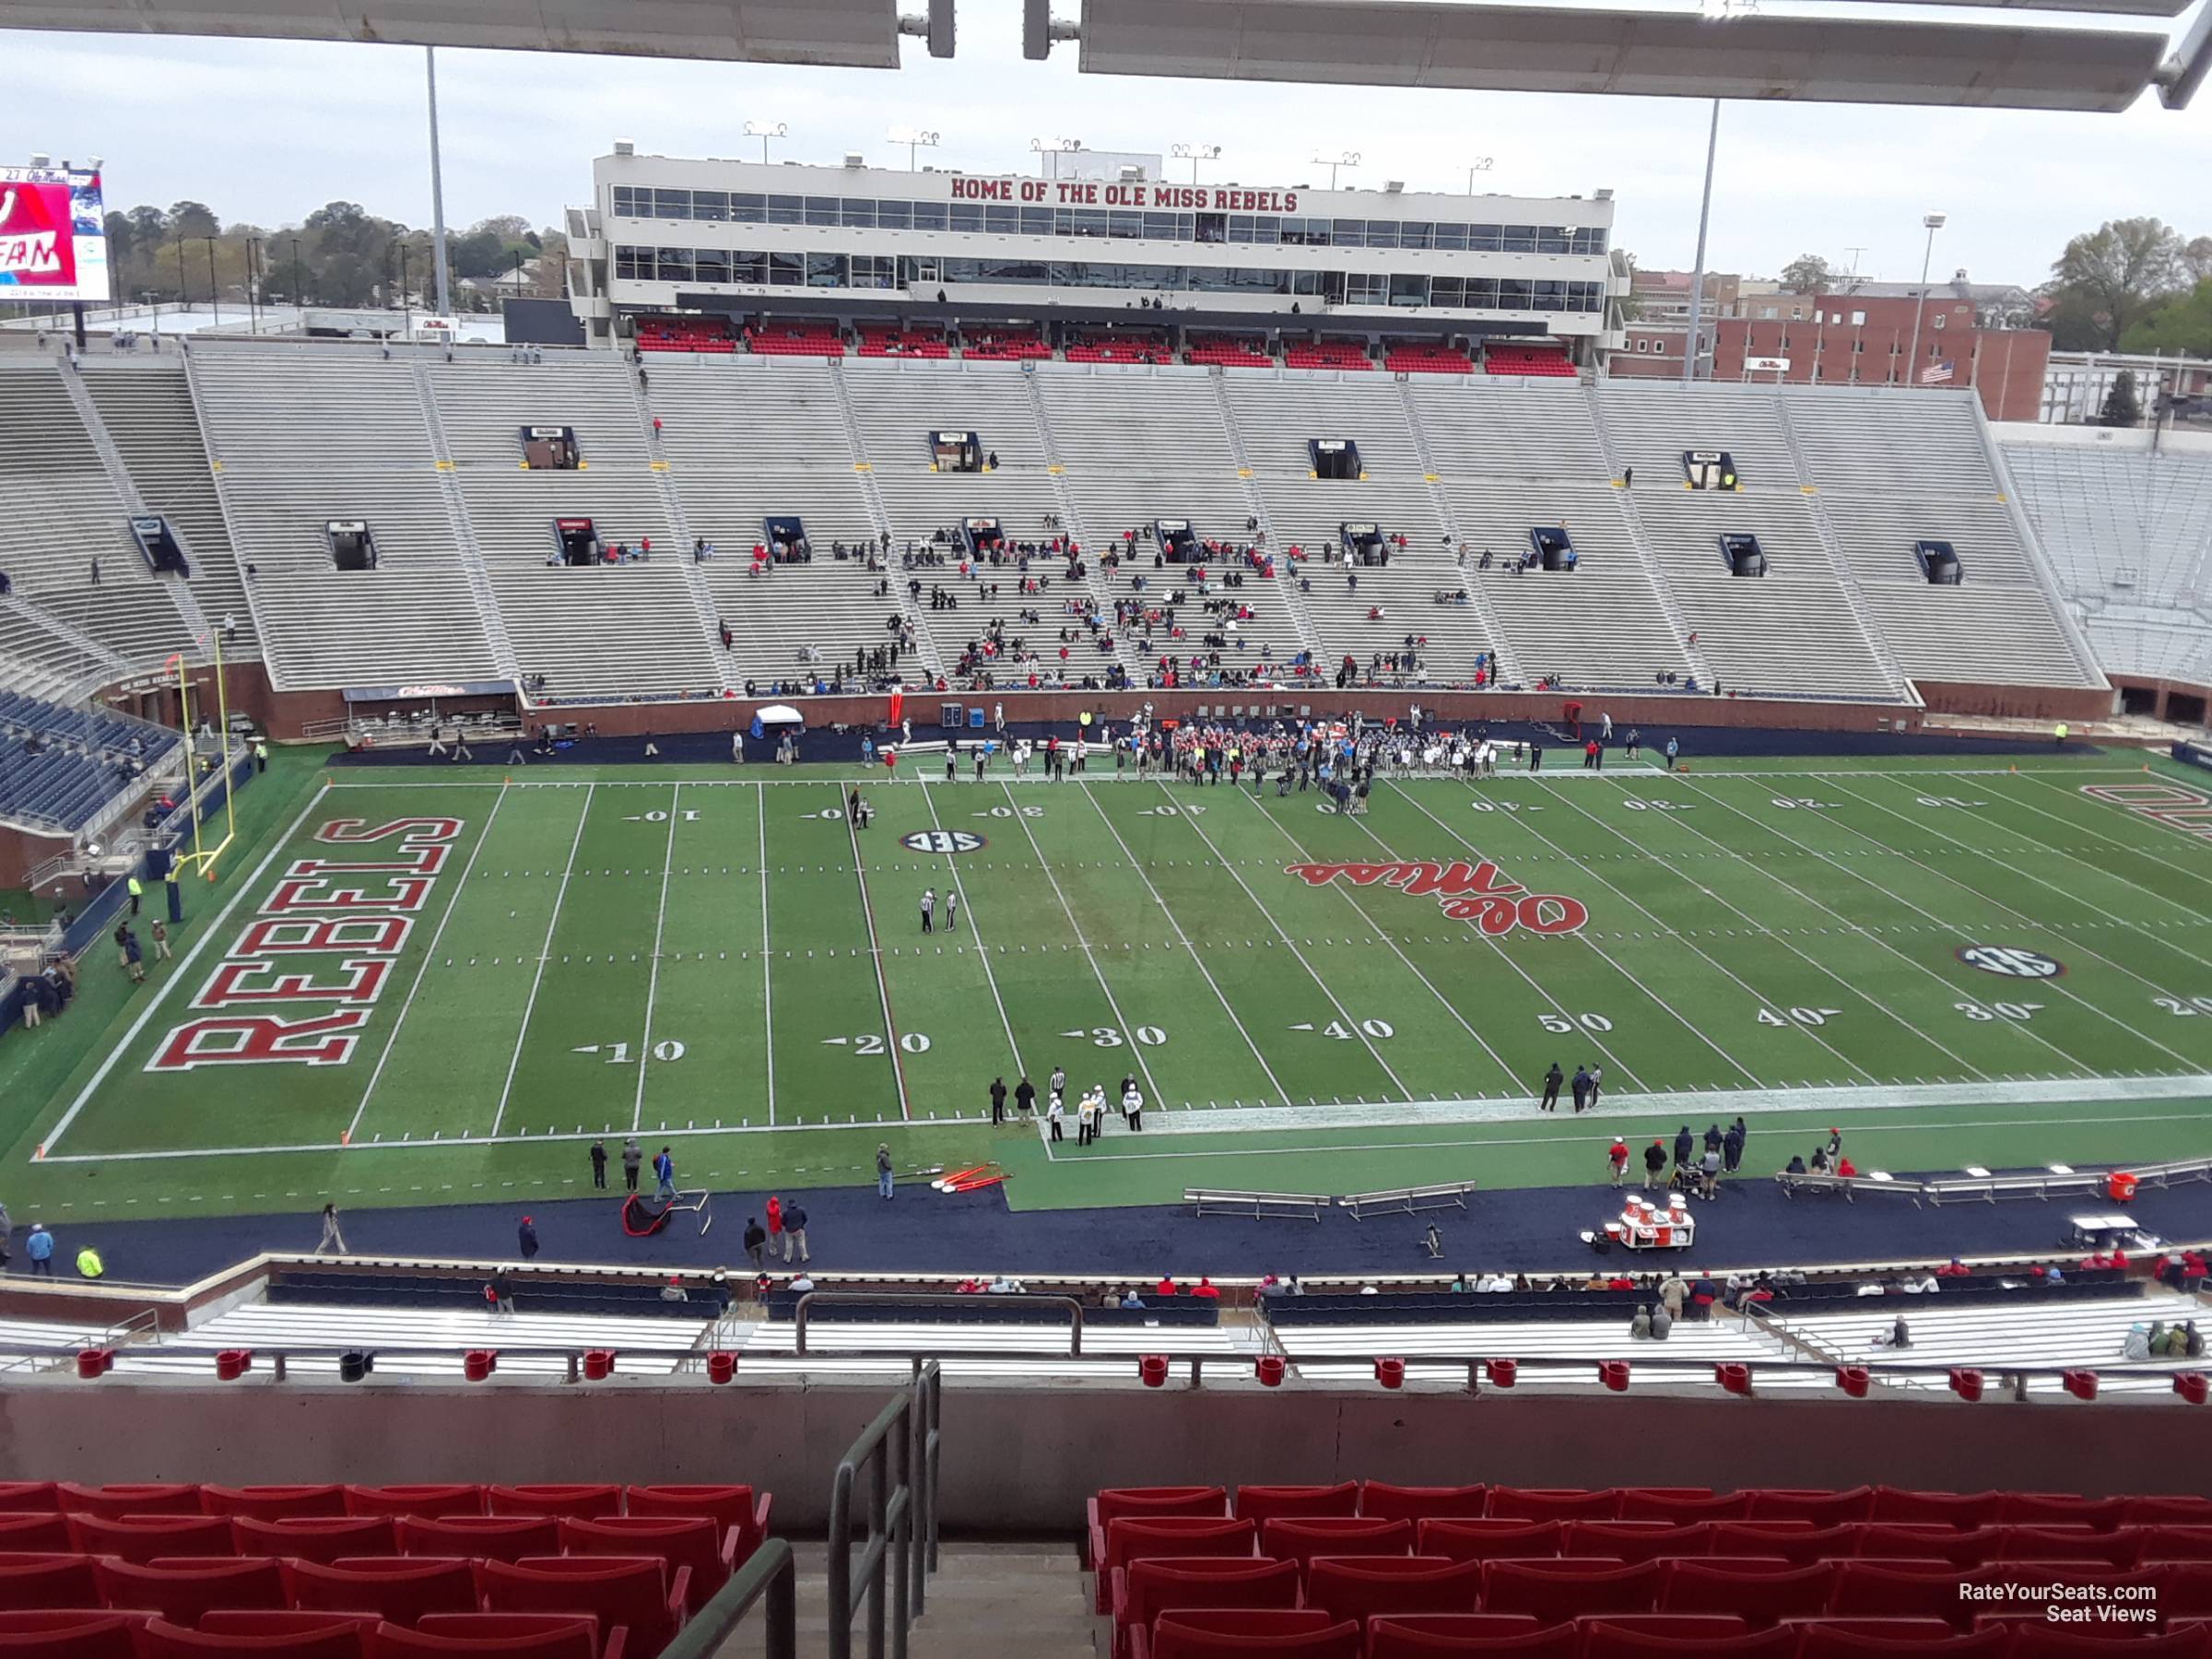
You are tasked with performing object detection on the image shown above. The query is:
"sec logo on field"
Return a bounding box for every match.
[900,830,985,854]
[1957,945,2065,980]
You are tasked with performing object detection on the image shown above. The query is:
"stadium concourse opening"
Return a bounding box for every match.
[1683,449,1740,491]
[1721,532,1770,579]
[127,513,188,576]
[930,429,985,472]
[551,514,600,566]
[762,515,811,562]
[1310,438,1363,481]
[324,519,378,572]
[1529,525,1578,571]
[1340,522,1390,566]
[1156,518,1199,562]
[1919,537,1966,584]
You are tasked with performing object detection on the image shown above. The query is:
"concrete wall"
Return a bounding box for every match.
[6,1379,2209,1531]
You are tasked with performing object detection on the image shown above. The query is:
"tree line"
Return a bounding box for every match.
[93,199,569,314]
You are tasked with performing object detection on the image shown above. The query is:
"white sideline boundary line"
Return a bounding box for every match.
[918,774,1026,1077]
[488,782,594,1137]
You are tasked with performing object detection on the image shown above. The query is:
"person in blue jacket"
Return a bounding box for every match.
[24,1224,54,1277]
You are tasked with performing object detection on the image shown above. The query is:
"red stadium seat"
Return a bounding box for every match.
[1855,1525,1992,1565]
[343,1487,486,1521]
[2004,1625,2212,1658]
[1488,1489,1623,1524]
[2001,1527,2146,1567]
[1095,1519,1258,1614]
[232,1517,399,1566]
[398,1516,559,1564]
[1799,1629,2011,1657]
[0,1520,68,1556]
[623,1487,772,1565]
[1110,1558,1300,1659]
[2145,1531,2212,1563]
[1360,1485,1489,1524]
[1663,1560,1838,1624]
[0,1488,58,1517]
[487,1488,622,1524]
[65,1513,235,1563]
[93,1556,286,1623]
[2155,1564,2212,1617]
[376,1614,608,1657]
[1830,1560,1987,1625]
[0,1553,100,1612]
[1747,1489,1877,1528]
[1088,1490,1230,1569]
[1564,1524,1712,1565]
[1709,1524,1856,1566]
[2004,1497,2130,1531]
[57,1484,201,1520]
[479,1557,685,1659]
[199,1611,382,1643]
[1257,1517,1413,1578]
[1616,1491,1754,1524]
[1138,1608,1359,1659]
[1583,1627,1794,1657]
[1869,1490,2004,1529]
[1234,1484,1360,1525]
[0,1608,146,1658]
[139,1613,371,1655]
[1371,1618,1578,1657]
[2128,1500,2212,1528]
[1416,1520,1565,1563]
[1482,1560,1659,1622]
[1302,1556,1482,1624]
[200,1487,349,1523]
[284,1557,482,1623]
[559,1517,733,1606]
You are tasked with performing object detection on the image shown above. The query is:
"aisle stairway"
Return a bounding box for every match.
[906,1542,1091,1659]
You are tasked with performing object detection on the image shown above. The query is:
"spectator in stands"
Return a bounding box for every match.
[1156,1276,1178,1298]
[1874,1315,1912,1350]
[517,1215,540,1261]
[1192,1277,1220,1300]
[1120,1287,1146,1309]
[315,1204,347,1257]
[1650,1301,1673,1340]
[1630,1305,1653,1340]
[661,1275,689,1303]
[1658,1273,1688,1323]
[488,1267,515,1314]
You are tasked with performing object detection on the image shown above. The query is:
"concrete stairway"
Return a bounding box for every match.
[716,1539,1091,1658]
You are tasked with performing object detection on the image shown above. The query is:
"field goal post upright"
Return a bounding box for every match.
[168,629,238,883]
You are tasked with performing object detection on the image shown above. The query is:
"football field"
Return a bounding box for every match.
[29,749,2212,1210]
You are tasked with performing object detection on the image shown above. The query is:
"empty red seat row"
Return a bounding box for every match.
[635,317,735,354]
[963,332,1053,359]
[1382,347,1474,374]
[0,1607,615,1658]
[0,1552,685,1656]
[1185,336,1274,367]
[1284,343,1373,371]
[1483,347,1576,377]
[745,325,845,358]
[857,329,951,358]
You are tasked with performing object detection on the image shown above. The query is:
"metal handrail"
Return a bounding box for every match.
[660,1535,796,1659]
[797,1290,1085,1355]
[828,1362,942,1659]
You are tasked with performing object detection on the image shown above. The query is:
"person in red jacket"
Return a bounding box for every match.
[1936,1257,1971,1278]
[1192,1277,1220,1300]
[1156,1276,1178,1298]
[765,1194,783,1253]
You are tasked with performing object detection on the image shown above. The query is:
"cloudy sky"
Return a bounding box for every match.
[5,0,2208,287]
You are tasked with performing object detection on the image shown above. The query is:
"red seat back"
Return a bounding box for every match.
[1869,1489,2003,1529]
[1663,1560,1837,1624]
[2129,1499,2212,1528]
[2003,1496,2128,1531]
[624,1485,769,1558]
[2005,1625,2212,1659]
[138,1614,370,1655]
[1258,1517,1412,1575]
[283,1556,481,1623]
[396,1516,559,1564]
[375,1614,605,1656]
[0,1488,59,1517]
[1583,1623,1794,1657]
[1563,1524,1711,1565]
[342,1486,486,1520]
[1618,1492,1753,1524]
[92,1556,286,1622]
[1233,1485,1360,1525]
[0,1608,144,1658]
[1096,1517,1257,1616]
[0,1553,100,1613]
[199,1486,348,1523]
[1489,1488,1623,1523]
[1745,1488,1876,1528]
[560,1515,727,1602]
[1831,1560,1986,1626]
[1855,1525,1990,1566]
[487,1487,622,1523]
[480,1555,680,1659]
[1800,1629,2011,1657]
[231,1517,398,1566]
[65,1514,233,1563]
[1370,1618,1577,1657]
[1709,1524,1855,1566]
[1416,1521,1564,1563]
[1114,1558,1300,1652]
[2145,1530,2212,1564]
[2155,1563,2212,1617]
[56,1485,201,1520]
[2001,1527,2144,1567]
[1483,1560,1659,1622]
[1095,1488,1230,1529]
[1148,1608,1360,1658]
[0,1520,67,1556]
[1359,1486,1488,1524]
[1303,1556,1483,1623]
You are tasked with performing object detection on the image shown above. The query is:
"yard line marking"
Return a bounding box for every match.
[488,782,594,1137]
[630,782,683,1133]
[1000,780,1163,1107]
[758,783,776,1128]
[1675,774,2202,1070]
[843,784,913,1121]
[1155,781,1412,1099]
[1232,788,1529,1093]
[40,782,335,1156]
[919,776,1024,1077]
[1076,781,1296,1105]
[346,784,513,1145]
[1482,781,1983,1080]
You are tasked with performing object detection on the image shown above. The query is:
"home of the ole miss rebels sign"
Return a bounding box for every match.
[146,817,462,1071]
[949,176,1300,212]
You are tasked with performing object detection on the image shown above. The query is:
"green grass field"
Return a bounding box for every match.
[10,747,2212,1223]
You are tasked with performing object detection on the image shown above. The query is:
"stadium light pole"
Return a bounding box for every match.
[290,237,304,313]
[745,121,789,165]
[1311,150,1359,190]
[888,126,940,171]
[1681,99,1720,385]
[1909,210,1948,389]
[425,47,453,320]
[1171,142,1221,184]
[205,237,219,327]
[174,237,187,312]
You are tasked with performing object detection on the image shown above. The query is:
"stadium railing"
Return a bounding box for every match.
[828,1361,943,1659]
[662,1535,797,1659]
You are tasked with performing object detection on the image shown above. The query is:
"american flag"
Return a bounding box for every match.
[1919,359,1955,384]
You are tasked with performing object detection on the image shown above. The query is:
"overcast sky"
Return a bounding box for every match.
[5,0,2208,287]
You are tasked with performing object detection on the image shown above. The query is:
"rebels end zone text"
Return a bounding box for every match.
[146,818,460,1071]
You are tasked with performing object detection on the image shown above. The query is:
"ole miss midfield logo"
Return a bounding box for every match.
[1285,859,1589,936]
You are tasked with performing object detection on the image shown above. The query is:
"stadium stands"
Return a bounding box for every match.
[1185,335,1274,369]
[1284,342,1373,372]
[962,328,1053,362]
[1382,344,1474,376]
[0,689,180,832]
[857,325,951,359]
[743,322,845,359]
[1485,346,1578,378]
[633,316,735,354]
